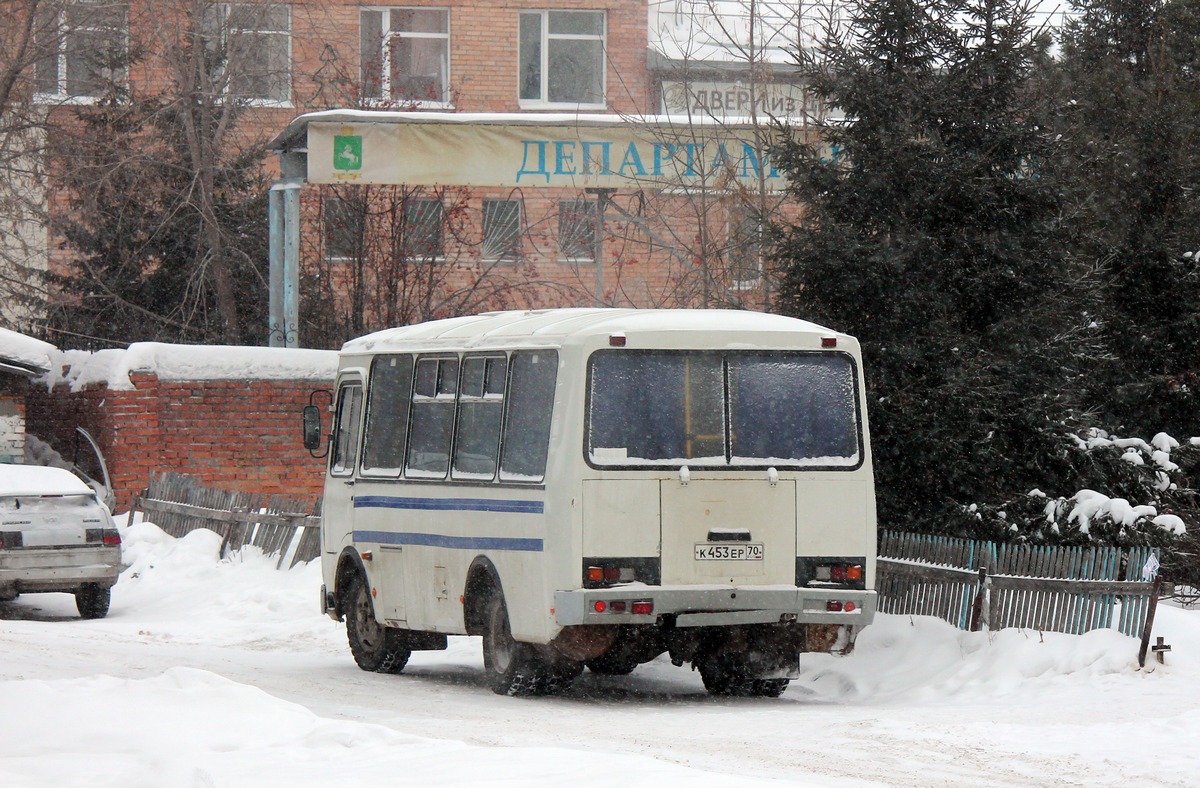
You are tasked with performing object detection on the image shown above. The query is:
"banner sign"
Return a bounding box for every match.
[660,80,815,119]
[307,121,785,190]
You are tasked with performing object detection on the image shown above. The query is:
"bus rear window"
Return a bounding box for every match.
[587,350,860,468]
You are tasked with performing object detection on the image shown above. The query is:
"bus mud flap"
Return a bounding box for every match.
[550,625,618,662]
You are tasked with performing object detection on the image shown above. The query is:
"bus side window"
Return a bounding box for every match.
[406,356,459,478]
[330,384,364,476]
[499,350,557,482]
[453,355,507,480]
[361,354,415,476]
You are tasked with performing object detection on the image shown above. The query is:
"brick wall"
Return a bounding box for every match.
[24,373,332,511]
[1,393,26,464]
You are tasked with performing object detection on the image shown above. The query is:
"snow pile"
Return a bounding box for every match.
[3,521,1200,785]
[43,343,338,391]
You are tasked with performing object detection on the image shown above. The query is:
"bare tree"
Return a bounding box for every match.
[40,1,293,346]
[305,184,573,347]
[591,0,836,310]
[0,1,81,330]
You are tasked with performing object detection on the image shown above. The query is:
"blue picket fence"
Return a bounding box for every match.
[877,530,1156,636]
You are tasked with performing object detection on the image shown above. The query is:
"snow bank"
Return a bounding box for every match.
[0,326,56,373]
[4,520,1200,786]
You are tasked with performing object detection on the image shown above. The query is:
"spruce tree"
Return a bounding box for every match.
[1056,0,1200,433]
[773,0,1088,535]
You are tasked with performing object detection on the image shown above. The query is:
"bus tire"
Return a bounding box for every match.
[482,593,551,696]
[345,572,410,674]
[585,651,640,676]
[695,651,789,698]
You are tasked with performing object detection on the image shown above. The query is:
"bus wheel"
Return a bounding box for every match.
[482,594,551,696]
[585,650,639,676]
[695,651,789,698]
[345,573,410,674]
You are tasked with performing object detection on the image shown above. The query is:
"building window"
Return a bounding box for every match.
[34,2,128,100]
[728,206,763,288]
[324,194,364,260]
[361,8,450,105]
[558,198,597,261]
[519,10,604,107]
[405,198,444,259]
[204,4,291,104]
[482,199,521,261]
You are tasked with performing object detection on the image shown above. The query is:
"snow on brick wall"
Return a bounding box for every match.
[26,346,337,510]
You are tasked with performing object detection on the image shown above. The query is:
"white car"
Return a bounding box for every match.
[0,464,122,618]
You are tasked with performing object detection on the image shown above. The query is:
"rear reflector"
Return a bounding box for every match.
[631,601,654,615]
[826,600,844,612]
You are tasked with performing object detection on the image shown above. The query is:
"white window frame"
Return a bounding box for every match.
[361,7,452,108]
[33,2,129,104]
[518,9,606,109]
[206,3,293,107]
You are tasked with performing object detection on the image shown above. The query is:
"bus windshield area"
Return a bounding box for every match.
[587,350,861,468]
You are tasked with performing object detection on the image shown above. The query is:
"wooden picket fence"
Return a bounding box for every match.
[132,472,322,569]
[877,530,1156,636]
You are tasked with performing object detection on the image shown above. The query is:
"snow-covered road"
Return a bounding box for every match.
[3,522,1198,787]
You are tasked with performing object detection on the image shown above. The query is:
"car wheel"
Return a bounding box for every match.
[344,573,410,674]
[75,583,111,619]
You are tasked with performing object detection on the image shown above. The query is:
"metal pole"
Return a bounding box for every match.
[268,179,304,347]
[268,186,284,347]
[587,188,615,307]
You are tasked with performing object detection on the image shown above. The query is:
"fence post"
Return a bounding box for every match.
[1137,576,1164,668]
[969,566,988,631]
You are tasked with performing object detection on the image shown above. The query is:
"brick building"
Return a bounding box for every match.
[4,1,811,346]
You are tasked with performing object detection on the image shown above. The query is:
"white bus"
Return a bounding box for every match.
[304,308,877,696]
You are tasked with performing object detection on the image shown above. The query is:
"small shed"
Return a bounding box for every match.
[0,327,57,464]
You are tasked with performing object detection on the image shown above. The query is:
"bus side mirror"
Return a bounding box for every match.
[302,404,324,453]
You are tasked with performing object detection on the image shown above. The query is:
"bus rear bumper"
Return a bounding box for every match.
[553,586,876,628]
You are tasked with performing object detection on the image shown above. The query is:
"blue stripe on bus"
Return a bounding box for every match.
[354,495,544,514]
[353,530,544,552]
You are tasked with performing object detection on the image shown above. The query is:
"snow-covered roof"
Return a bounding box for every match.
[343,308,840,353]
[0,327,57,377]
[47,343,339,392]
